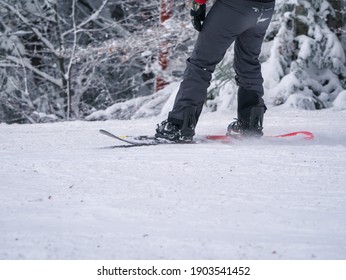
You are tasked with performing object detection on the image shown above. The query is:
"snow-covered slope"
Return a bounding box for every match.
[1,108,346,259]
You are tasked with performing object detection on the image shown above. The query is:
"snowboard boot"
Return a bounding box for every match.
[155,120,180,141]
[155,107,196,143]
[227,106,265,137]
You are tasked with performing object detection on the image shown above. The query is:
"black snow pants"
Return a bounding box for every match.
[168,0,275,126]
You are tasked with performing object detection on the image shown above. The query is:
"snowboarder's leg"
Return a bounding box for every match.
[167,0,251,126]
[232,2,275,135]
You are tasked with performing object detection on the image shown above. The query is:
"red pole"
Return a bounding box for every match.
[156,0,173,92]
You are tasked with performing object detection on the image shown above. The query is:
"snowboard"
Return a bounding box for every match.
[99,129,314,148]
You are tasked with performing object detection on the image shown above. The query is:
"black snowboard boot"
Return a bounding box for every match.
[155,107,196,142]
[155,120,182,141]
[227,106,265,137]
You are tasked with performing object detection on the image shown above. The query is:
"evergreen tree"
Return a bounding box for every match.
[262,0,345,109]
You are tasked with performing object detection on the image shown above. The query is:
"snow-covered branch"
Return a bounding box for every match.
[0,0,60,58]
[62,0,109,37]
[6,55,62,88]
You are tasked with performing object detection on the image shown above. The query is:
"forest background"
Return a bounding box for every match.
[0,0,345,124]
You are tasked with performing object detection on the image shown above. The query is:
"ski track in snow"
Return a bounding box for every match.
[0,108,346,260]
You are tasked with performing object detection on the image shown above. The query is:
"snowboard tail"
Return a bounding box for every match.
[206,131,314,141]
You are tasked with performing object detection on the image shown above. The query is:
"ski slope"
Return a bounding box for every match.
[1,108,346,260]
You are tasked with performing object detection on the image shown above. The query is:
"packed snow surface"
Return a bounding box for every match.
[1,108,346,260]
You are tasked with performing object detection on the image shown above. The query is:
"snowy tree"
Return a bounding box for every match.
[86,0,197,121]
[0,0,193,123]
[0,0,115,122]
[262,0,346,109]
